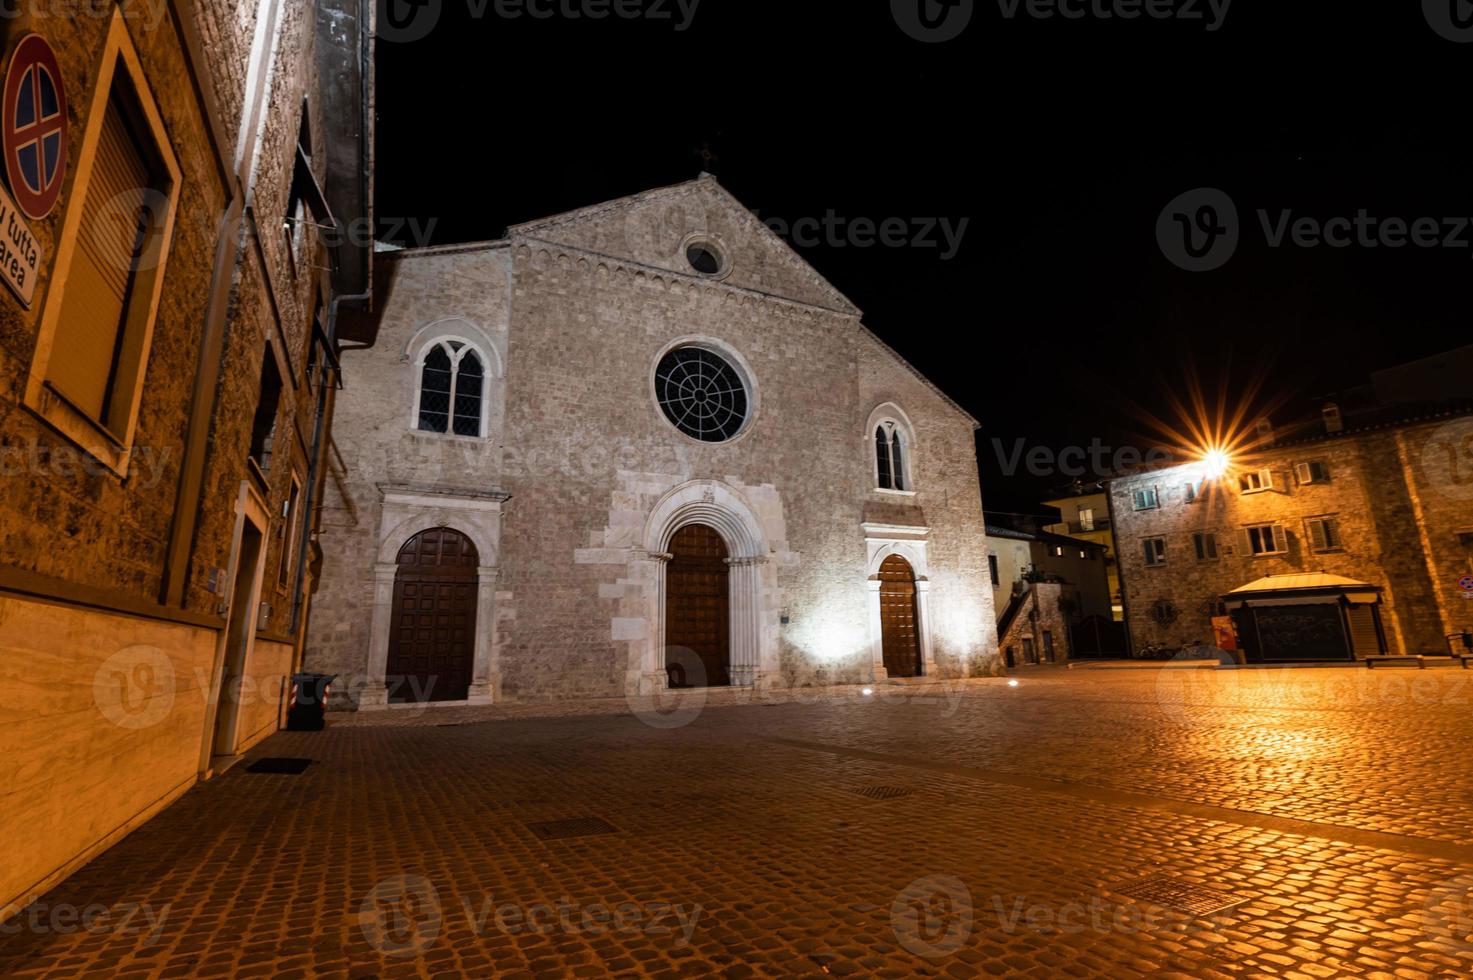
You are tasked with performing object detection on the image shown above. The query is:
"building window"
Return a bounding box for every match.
[1143,537,1166,566]
[989,553,999,587]
[284,99,312,268]
[655,344,750,442]
[1193,532,1219,561]
[249,349,283,476]
[1052,545,1064,557]
[1242,523,1287,556]
[1295,460,1331,484]
[1306,516,1342,552]
[1322,402,1343,433]
[1079,549,1088,559]
[23,17,181,476]
[1132,488,1159,510]
[1239,469,1275,493]
[1184,480,1208,503]
[875,420,908,491]
[416,340,485,437]
[279,474,302,590]
[1078,507,1095,531]
[682,235,729,278]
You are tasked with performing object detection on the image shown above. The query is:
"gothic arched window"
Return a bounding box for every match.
[417,340,485,437]
[875,420,907,491]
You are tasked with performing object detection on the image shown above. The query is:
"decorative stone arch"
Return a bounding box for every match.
[862,526,937,680]
[404,317,505,438]
[360,487,508,710]
[377,512,498,568]
[632,479,776,692]
[866,401,917,493]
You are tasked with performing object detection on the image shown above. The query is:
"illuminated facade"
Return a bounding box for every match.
[306,176,1001,707]
[1109,399,1473,660]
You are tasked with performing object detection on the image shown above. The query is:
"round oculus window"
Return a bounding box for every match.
[685,242,724,275]
[655,346,749,442]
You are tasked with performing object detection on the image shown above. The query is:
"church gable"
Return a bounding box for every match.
[508,175,860,315]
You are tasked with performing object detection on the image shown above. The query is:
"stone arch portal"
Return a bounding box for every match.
[634,480,776,692]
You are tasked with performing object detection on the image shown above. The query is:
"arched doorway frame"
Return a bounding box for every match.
[864,537,937,680]
[637,480,775,693]
[361,491,503,710]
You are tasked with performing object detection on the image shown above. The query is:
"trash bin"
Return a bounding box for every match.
[286,673,335,731]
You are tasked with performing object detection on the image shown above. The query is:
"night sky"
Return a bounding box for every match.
[375,0,1467,516]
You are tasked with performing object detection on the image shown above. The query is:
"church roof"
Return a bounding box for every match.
[510,174,980,429]
[509,173,862,315]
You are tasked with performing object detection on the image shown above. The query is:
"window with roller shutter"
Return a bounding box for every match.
[28,38,179,473]
[45,87,166,434]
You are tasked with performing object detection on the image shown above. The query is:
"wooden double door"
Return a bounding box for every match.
[880,554,922,677]
[665,523,731,688]
[387,528,478,703]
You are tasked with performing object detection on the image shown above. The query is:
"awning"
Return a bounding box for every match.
[1222,572,1382,609]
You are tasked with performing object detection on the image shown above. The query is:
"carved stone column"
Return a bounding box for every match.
[631,549,672,694]
[867,577,888,682]
[725,555,768,687]
[466,564,499,704]
[915,578,939,677]
[359,562,399,710]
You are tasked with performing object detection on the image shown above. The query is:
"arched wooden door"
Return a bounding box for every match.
[665,523,730,688]
[879,554,922,677]
[387,528,478,703]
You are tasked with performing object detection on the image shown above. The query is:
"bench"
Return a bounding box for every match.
[1365,655,1472,669]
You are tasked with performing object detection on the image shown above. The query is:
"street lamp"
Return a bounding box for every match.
[1201,448,1231,480]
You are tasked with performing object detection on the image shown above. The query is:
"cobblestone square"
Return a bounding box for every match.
[4,666,1473,978]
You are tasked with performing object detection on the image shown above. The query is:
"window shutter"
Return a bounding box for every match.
[47,96,151,420]
[1142,540,1154,564]
[1271,523,1286,552]
[1236,527,1253,555]
[1295,462,1311,484]
[1309,519,1327,550]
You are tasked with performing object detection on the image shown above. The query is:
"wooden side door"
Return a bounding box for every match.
[879,554,921,677]
[387,528,478,703]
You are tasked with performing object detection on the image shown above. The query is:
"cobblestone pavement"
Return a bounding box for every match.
[4,666,1473,978]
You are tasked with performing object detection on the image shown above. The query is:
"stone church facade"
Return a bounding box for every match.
[307,176,999,707]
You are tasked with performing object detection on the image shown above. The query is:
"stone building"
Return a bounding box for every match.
[0,0,372,919]
[985,521,1111,666]
[307,176,999,707]
[984,521,1111,622]
[1109,385,1473,661]
[1042,485,1122,619]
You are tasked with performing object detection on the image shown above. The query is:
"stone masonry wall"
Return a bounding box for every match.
[307,246,512,695]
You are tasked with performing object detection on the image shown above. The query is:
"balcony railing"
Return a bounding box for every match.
[1051,519,1110,535]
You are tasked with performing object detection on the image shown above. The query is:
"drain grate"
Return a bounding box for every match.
[851,785,913,801]
[526,817,620,841]
[246,757,313,775]
[1112,875,1244,916]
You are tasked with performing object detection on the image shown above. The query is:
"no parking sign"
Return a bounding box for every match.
[2,33,68,220]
